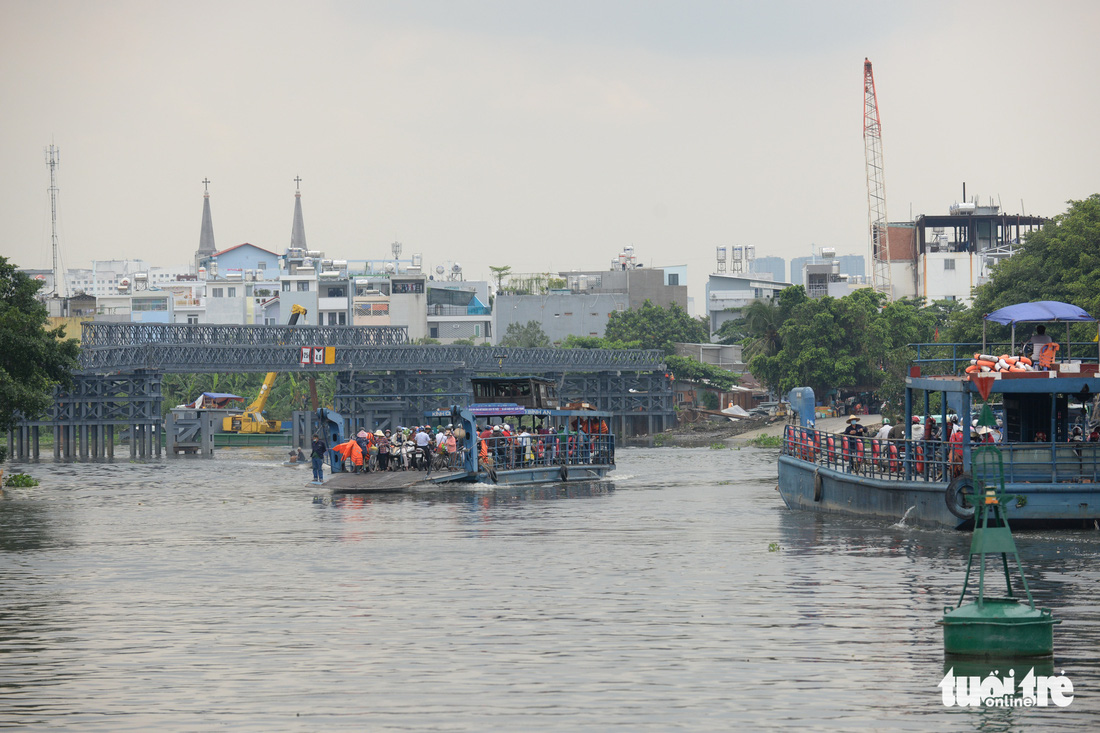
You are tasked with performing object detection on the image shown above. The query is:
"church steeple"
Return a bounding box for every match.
[290,176,307,250]
[195,178,217,273]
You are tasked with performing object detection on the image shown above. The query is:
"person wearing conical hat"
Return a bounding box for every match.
[843,414,867,471]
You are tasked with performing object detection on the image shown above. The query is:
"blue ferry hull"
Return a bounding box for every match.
[778,455,1100,530]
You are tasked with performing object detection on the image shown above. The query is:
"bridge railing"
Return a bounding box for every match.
[78,323,669,373]
[81,322,410,349]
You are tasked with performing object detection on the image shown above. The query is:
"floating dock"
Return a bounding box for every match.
[320,470,430,493]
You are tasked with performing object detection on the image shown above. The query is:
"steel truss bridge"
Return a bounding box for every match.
[8,323,675,460]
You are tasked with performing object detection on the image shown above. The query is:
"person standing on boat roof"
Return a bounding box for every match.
[1024,324,1053,356]
[310,433,327,484]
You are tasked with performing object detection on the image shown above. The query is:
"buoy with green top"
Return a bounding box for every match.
[938,444,1058,658]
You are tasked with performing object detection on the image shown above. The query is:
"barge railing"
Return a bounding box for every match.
[482,433,615,471]
[910,341,1100,375]
[781,426,1100,484]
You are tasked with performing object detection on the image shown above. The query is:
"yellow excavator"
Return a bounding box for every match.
[222,304,308,434]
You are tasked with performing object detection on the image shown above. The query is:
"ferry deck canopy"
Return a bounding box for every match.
[982,300,1098,361]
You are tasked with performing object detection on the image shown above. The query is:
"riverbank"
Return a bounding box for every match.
[651,413,885,447]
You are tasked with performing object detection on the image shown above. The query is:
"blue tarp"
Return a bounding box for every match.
[984,301,1096,325]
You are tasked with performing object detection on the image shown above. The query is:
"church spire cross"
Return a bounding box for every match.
[202,177,211,194]
[294,175,302,192]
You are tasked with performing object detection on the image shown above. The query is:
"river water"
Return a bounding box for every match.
[2,446,1098,731]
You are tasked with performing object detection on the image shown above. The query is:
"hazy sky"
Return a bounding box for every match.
[3,0,1098,306]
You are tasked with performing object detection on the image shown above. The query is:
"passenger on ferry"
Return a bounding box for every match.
[907,416,925,442]
[888,419,906,441]
[948,417,965,477]
[375,430,390,470]
[518,427,532,466]
[843,415,866,470]
[874,419,892,441]
[1089,425,1100,442]
[1024,325,1053,356]
[310,433,327,484]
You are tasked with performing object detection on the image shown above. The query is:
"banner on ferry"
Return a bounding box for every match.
[300,346,336,366]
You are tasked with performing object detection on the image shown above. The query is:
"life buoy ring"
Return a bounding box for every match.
[888,443,899,473]
[946,474,976,520]
[560,464,569,482]
[914,443,925,474]
[813,468,823,502]
[826,435,836,462]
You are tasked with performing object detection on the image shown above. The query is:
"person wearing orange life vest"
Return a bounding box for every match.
[948,418,965,477]
[478,430,488,463]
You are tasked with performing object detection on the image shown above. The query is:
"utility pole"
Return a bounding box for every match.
[45,143,65,297]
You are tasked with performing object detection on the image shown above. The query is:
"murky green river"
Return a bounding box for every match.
[2,447,1098,730]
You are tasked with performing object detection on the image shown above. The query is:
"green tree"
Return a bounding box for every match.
[665,354,739,391]
[489,265,512,293]
[560,334,643,350]
[604,301,708,354]
[748,289,934,404]
[0,257,80,460]
[499,320,551,348]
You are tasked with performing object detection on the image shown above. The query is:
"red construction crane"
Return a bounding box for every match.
[863,58,893,299]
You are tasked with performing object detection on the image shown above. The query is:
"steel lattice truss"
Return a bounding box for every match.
[19,372,161,428]
[79,323,667,374]
[335,369,675,432]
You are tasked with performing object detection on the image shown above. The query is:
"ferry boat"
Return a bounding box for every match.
[425,376,616,486]
[778,301,1100,530]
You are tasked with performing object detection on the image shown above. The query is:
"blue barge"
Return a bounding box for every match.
[778,301,1100,529]
[425,377,616,487]
[779,364,1100,529]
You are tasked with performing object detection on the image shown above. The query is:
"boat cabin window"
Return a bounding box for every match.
[471,377,557,409]
[1003,394,1068,442]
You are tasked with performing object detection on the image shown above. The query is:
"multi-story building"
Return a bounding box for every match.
[906,200,1045,304]
[427,284,491,344]
[704,272,793,335]
[494,290,629,345]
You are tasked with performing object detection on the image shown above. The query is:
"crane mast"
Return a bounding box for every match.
[863,58,892,300]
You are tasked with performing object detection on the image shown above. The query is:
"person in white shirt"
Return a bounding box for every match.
[1025,325,1053,356]
[875,419,893,441]
[909,416,925,442]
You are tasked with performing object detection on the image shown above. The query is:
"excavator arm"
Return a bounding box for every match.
[223,305,308,433]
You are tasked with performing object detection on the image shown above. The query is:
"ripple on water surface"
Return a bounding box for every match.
[1,446,1098,731]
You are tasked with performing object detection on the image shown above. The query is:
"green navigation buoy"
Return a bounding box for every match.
[938,446,1058,658]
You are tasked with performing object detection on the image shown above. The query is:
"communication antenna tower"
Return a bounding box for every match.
[863,59,892,300]
[45,143,66,297]
[391,240,402,267]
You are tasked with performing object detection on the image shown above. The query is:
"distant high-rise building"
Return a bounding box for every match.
[789,257,810,286]
[750,256,785,283]
[836,255,866,280]
[791,253,865,286]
